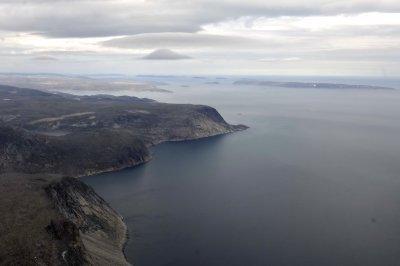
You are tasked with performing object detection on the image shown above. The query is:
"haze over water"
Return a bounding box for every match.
[84,76,400,266]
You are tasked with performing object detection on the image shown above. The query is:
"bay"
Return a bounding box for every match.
[84,76,400,266]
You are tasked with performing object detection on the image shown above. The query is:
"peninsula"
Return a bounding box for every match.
[0,85,247,265]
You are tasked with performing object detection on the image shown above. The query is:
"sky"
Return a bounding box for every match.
[0,0,399,76]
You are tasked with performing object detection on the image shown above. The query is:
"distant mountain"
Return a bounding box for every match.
[142,49,192,60]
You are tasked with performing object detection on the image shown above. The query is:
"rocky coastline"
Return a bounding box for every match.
[0,84,247,265]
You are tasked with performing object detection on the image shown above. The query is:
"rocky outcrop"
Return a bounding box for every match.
[146,105,248,144]
[0,173,128,266]
[0,173,89,266]
[0,124,151,177]
[46,177,130,266]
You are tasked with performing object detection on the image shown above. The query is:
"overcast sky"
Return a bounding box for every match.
[0,0,399,76]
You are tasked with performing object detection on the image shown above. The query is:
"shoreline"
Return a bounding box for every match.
[77,126,249,265]
[0,84,248,265]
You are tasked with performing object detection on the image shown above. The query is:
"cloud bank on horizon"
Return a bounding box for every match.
[0,0,399,76]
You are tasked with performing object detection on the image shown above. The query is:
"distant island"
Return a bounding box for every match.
[0,73,171,94]
[0,85,247,265]
[234,79,395,90]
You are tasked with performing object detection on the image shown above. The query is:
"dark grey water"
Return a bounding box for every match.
[84,77,400,266]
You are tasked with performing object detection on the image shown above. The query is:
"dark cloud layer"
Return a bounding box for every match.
[31,55,58,61]
[102,32,275,50]
[0,0,400,38]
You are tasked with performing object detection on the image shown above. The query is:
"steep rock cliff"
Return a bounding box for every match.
[46,177,130,266]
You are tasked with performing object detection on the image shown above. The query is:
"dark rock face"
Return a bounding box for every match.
[46,177,130,265]
[45,219,87,266]
[0,173,89,266]
[0,173,127,266]
[46,177,115,233]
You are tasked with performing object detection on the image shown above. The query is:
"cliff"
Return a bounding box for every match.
[0,173,89,265]
[46,177,130,265]
[0,174,130,265]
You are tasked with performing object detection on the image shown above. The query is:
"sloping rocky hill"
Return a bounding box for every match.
[0,85,246,145]
[0,124,150,176]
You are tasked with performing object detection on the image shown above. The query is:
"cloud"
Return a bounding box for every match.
[259,57,301,62]
[1,1,400,38]
[0,0,400,76]
[31,55,58,61]
[142,49,192,60]
[102,32,273,50]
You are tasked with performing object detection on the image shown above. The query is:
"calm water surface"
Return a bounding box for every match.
[84,77,400,266]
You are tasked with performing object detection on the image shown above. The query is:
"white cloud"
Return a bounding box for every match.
[0,1,399,76]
